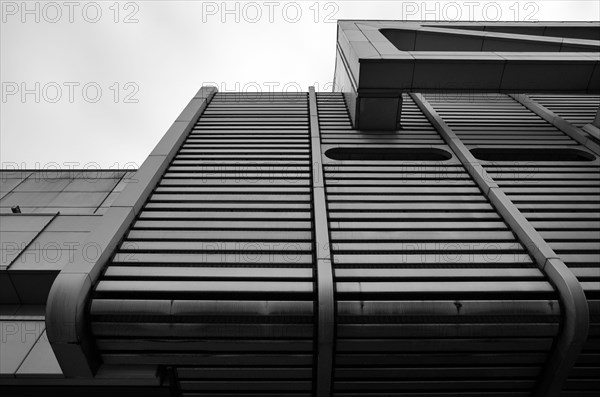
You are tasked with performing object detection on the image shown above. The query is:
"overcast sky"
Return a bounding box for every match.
[1,1,599,170]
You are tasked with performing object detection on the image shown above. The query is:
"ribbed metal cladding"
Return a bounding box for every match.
[318,93,561,396]
[89,92,316,396]
[528,94,600,128]
[425,93,600,396]
[423,93,574,147]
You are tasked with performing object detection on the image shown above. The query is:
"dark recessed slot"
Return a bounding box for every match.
[325,147,452,161]
[471,148,596,162]
[380,28,600,52]
[426,25,600,41]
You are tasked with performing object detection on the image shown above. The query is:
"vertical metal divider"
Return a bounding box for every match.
[309,87,335,397]
[411,92,590,397]
[510,93,600,155]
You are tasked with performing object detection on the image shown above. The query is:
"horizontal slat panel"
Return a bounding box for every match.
[320,92,562,396]
[91,92,316,395]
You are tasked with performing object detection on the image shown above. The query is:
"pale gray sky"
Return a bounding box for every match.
[1,0,599,169]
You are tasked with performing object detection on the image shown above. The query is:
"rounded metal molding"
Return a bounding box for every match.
[534,258,590,397]
[44,86,218,378]
[309,87,336,397]
[45,272,99,377]
[412,90,592,397]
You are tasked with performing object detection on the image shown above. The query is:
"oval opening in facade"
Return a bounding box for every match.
[470,148,596,162]
[324,147,452,161]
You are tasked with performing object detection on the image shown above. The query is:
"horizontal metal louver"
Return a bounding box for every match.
[425,93,576,147]
[528,94,600,127]
[82,90,597,396]
[426,93,600,396]
[319,93,561,396]
[90,92,316,396]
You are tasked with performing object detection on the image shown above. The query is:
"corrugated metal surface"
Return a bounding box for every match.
[424,93,575,147]
[319,93,561,396]
[89,93,316,396]
[82,90,599,396]
[528,94,600,127]
[426,93,600,396]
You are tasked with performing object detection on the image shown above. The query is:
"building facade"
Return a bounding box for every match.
[1,21,599,396]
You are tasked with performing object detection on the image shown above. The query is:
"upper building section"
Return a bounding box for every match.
[334,21,600,130]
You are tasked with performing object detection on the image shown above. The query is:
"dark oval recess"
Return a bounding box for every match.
[324,147,452,161]
[470,148,596,162]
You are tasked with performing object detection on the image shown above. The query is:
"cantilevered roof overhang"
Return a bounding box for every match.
[334,21,600,130]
